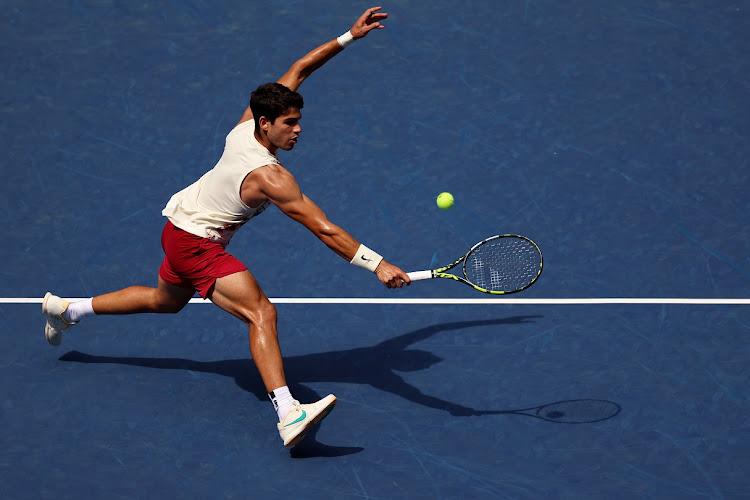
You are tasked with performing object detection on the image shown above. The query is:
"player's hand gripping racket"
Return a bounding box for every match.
[407,235,543,294]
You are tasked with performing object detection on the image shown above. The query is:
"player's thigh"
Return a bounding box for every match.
[156,276,195,313]
[209,270,276,325]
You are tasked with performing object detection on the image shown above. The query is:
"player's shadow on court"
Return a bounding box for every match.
[60,316,540,458]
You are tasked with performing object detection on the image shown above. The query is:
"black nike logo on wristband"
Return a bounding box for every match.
[361,255,373,262]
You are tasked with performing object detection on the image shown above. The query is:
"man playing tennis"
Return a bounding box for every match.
[42,6,410,448]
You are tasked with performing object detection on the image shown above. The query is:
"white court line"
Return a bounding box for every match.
[2,297,750,305]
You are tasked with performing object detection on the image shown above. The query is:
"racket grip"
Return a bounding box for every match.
[406,270,433,281]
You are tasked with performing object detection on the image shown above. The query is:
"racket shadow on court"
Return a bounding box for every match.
[58,316,620,456]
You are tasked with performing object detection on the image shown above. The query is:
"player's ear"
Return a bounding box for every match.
[258,116,270,131]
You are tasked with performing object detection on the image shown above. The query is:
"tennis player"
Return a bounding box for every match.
[42,6,410,448]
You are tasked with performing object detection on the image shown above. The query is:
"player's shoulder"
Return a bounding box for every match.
[247,163,301,202]
[255,162,291,177]
[249,163,296,188]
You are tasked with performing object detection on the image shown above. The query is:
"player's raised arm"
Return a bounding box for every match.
[238,7,387,124]
[277,6,388,92]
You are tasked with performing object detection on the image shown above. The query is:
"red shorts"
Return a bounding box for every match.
[158,221,247,298]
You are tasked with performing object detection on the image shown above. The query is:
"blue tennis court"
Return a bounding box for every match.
[1,1,748,498]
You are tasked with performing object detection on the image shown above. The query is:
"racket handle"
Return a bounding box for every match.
[406,270,433,281]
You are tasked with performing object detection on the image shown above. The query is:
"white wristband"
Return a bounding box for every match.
[350,244,383,273]
[337,30,355,49]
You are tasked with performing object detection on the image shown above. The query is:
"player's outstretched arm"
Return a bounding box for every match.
[247,164,409,288]
[276,6,387,92]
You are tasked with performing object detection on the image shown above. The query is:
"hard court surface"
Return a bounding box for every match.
[1,1,748,499]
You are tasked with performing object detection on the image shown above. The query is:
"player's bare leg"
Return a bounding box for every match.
[209,270,286,392]
[92,277,195,315]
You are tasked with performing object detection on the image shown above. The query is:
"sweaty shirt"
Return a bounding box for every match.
[162,120,279,246]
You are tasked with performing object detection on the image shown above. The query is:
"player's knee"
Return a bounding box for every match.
[159,301,186,314]
[152,296,187,314]
[255,298,277,326]
[240,298,277,327]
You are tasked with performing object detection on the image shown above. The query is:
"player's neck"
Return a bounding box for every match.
[254,129,277,154]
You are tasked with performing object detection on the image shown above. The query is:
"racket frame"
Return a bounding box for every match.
[409,234,543,295]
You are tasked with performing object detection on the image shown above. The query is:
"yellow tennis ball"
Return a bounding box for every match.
[436,192,454,210]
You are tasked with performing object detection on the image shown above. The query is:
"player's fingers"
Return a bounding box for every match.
[391,274,404,288]
[358,7,376,25]
[364,7,387,25]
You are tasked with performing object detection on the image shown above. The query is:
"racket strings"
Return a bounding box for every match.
[464,237,541,292]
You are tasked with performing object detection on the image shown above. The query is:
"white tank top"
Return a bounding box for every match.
[162,120,279,245]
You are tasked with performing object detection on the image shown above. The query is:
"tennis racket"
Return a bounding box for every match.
[406,234,543,295]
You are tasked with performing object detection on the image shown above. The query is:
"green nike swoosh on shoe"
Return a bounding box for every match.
[284,410,306,427]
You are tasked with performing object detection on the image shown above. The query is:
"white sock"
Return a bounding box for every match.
[269,386,294,422]
[63,298,95,323]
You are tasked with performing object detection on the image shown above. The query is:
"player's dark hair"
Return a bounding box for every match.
[249,83,304,128]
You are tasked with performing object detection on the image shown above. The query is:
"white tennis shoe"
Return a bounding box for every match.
[42,292,75,346]
[277,394,337,447]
